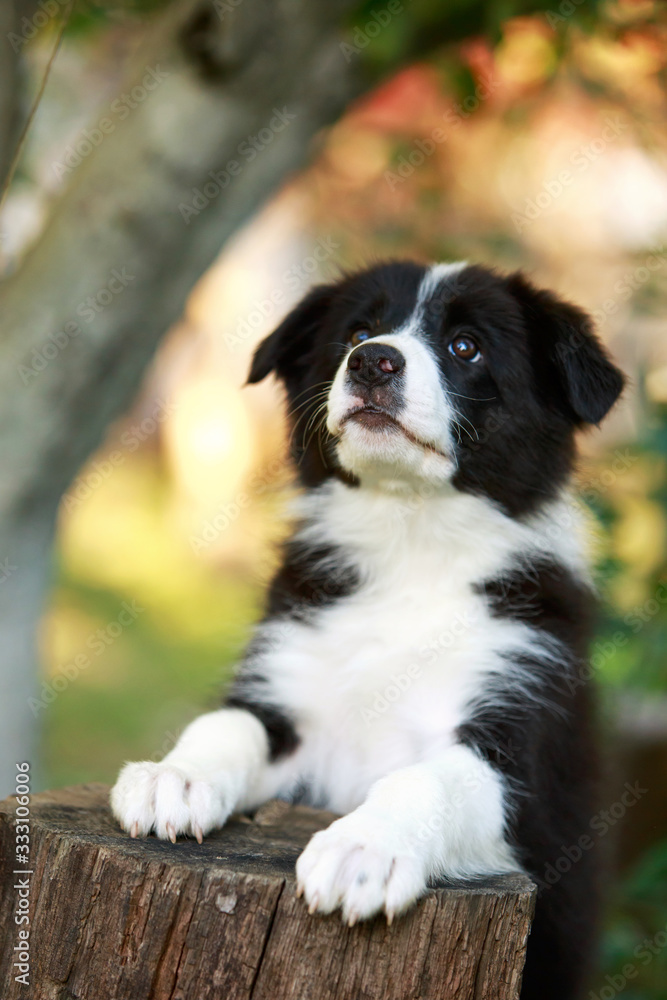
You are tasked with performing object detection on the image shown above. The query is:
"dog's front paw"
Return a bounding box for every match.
[295,812,427,925]
[110,761,231,843]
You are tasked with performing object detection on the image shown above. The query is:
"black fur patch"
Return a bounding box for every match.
[476,557,595,655]
[265,538,359,622]
[459,559,602,1000]
[226,683,300,761]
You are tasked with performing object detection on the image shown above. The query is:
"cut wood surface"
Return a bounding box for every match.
[0,784,536,999]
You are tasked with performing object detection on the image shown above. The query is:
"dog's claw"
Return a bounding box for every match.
[308,893,319,914]
[194,824,203,845]
[347,911,359,927]
[386,909,395,926]
[295,882,304,898]
[166,822,177,844]
[130,822,139,839]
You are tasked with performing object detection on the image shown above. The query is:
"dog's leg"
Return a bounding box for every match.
[110,708,285,841]
[296,743,518,924]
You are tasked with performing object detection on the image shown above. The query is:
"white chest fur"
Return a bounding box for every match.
[253,481,587,813]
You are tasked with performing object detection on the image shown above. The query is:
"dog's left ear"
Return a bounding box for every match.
[507,272,626,426]
[247,284,334,385]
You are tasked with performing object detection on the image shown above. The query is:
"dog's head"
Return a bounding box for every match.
[248,261,625,515]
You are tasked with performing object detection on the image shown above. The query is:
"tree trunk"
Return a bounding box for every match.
[0,0,22,193]
[0,784,537,999]
[0,0,363,795]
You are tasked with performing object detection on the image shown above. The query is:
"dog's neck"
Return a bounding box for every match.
[292,478,589,590]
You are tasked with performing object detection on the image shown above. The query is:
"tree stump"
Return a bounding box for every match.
[0,784,536,1000]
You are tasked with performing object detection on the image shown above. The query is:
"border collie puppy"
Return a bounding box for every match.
[111,261,625,1000]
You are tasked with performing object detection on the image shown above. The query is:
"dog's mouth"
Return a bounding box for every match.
[342,406,449,460]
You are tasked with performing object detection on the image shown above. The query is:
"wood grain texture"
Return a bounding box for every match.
[0,784,536,1000]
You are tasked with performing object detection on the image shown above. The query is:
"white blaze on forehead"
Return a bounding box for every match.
[419,260,468,301]
[398,261,468,340]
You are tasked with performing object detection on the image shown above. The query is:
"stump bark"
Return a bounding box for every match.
[0,784,536,1000]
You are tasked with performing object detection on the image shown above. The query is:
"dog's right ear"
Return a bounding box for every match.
[506,272,626,426]
[246,284,334,385]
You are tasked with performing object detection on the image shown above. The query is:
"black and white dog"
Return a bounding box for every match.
[111,261,625,1000]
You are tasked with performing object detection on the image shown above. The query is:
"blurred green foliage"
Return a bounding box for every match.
[43,566,256,788]
[346,0,609,83]
[593,408,667,695]
[583,399,667,998]
[603,840,667,1000]
[62,0,171,37]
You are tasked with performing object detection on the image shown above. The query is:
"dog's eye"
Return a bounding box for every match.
[449,335,482,363]
[348,329,372,348]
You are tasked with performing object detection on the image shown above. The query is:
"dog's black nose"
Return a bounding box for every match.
[347,342,405,386]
